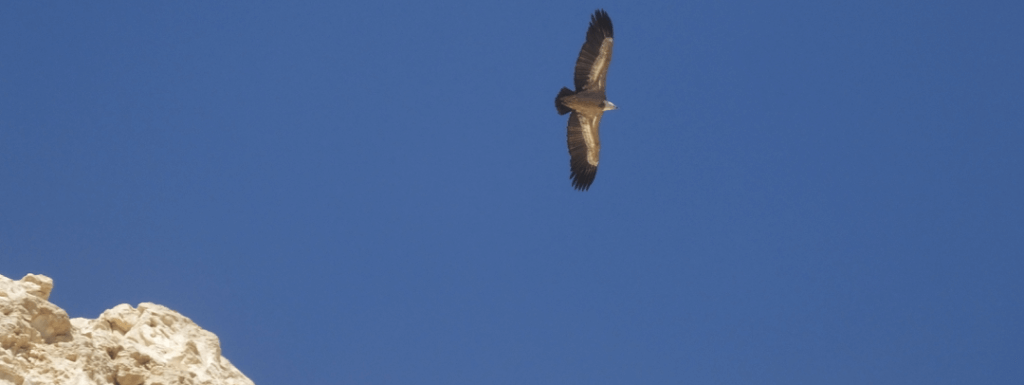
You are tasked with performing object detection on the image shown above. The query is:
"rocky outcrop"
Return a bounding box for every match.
[0,273,253,385]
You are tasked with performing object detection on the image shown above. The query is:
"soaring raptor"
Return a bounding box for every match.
[555,9,616,191]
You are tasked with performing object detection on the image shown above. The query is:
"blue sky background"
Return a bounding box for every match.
[2,1,1023,384]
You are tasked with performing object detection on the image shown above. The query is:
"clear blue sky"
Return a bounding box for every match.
[2,1,1022,384]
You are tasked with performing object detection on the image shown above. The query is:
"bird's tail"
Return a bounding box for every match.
[555,87,574,115]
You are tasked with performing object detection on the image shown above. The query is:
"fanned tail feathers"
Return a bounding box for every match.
[555,87,574,115]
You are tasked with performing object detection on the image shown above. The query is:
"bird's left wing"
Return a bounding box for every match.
[566,111,603,191]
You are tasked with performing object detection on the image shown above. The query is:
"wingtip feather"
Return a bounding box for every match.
[590,9,613,39]
[570,165,597,191]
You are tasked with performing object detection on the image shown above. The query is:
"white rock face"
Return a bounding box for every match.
[0,273,254,385]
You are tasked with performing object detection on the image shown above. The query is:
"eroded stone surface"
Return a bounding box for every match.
[0,273,253,385]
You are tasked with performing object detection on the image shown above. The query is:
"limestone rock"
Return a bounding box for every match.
[0,273,254,385]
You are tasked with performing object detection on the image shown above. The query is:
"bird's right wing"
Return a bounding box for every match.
[573,9,614,92]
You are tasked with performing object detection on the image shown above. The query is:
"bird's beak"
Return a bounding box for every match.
[606,101,618,111]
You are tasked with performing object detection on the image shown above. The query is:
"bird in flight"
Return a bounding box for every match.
[555,9,616,191]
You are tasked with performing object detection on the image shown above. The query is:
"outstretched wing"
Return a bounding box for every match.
[566,111,603,191]
[573,9,614,92]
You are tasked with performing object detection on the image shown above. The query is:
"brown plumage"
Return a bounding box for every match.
[554,9,616,191]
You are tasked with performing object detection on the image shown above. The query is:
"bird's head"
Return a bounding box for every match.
[603,101,618,111]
